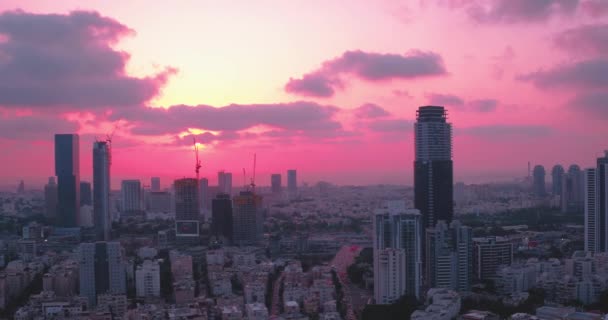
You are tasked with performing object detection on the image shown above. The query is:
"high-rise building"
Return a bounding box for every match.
[584,152,608,253]
[271,174,282,194]
[175,178,200,244]
[146,192,172,213]
[199,178,209,218]
[135,260,161,298]
[121,180,142,215]
[55,134,80,227]
[562,165,585,213]
[44,177,58,219]
[151,177,161,192]
[79,242,126,306]
[473,237,513,280]
[373,201,421,303]
[80,182,92,206]
[414,106,453,230]
[93,141,111,241]
[287,170,297,197]
[552,165,565,196]
[533,165,546,197]
[232,191,263,246]
[211,193,233,244]
[17,180,25,194]
[426,220,472,292]
[218,171,233,195]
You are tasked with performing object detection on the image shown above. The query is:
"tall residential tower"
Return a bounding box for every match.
[55,134,80,227]
[93,141,111,241]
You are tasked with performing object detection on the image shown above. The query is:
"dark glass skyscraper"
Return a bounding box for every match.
[414,106,453,230]
[211,193,233,244]
[55,134,80,227]
[533,165,546,197]
[93,141,111,241]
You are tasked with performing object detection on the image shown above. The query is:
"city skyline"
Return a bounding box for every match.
[0,1,607,186]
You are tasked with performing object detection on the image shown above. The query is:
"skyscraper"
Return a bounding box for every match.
[175,178,200,244]
[80,182,92,207]
[17,180,25,194]
[93,141,111,241]
[271,174,282,194]
[212,193,233,244]
[585,151,608,253]
[55,134,80,227]
[232,191,263,246]
[373,201,421,303]
[473,237,513,280]
[135,260,161,298]
[414,106,453,230]
[199,178,209,219]
[426,220,473,292]
[151,177,161,192]
[584,168,598,253]
[121,180,142,215]
[552,165,565,196]
[287,170,297,198]
[218,171,233,195]
[533,165,546,197]
[79,242,126,306]
[44,177,58,219]
[562,165,585,213]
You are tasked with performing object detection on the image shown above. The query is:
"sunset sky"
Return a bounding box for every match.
[0,0,607,188]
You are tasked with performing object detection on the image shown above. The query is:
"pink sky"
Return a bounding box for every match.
[0,0,607,188]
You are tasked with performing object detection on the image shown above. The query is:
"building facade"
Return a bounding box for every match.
[533,165,546,197]
[211,193,233,244]
[55,134,80,227]
[426,220,473,292]
[287,170,297,198]
[93,141,111,241]
[135,260,161,298]
[232,191,263,246]
[473,237,513,280]
[373,201,421,303]
[79,242,126,306]
[271,174,282,194]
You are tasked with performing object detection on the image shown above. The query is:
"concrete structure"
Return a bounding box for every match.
[426,220,473,292]
[552,165,565,196]
[232,191,263,246]
[287,170,297,198]
[562,165,585,213]
[80,181,92,206]
[78,242,126,306]
[414,106,453,230]
[271,174,282,194]
[199,178,209,220]
[174,178,200,244]
[373,201,421,303]
[151,177,161,192]
[135,260,161,298]
[473,236,513,280]
[147,191,172,213]
[121,180,142,215]
[533,165,546,197]
[44,177,58,219]
[55,134,80,227]
[93,141,111,240]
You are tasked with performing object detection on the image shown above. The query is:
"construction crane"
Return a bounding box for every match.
[105,126,117,166]
[249,153,257,192]
[243,168,247,189]
[193,136,202,180]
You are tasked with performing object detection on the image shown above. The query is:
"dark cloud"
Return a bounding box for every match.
[554,24,608,55]
[368,119,413,132]
[427,93,465,106]
[459,124,553,137]
[469,99,499,112]
[518,59,608,89]
[112,101,343,136]
[285,50,447,97]
[354,103,391,119]
[0,114,79,140]
[0,10,175,110]
[568,92,608,118]
[467,0,579,23]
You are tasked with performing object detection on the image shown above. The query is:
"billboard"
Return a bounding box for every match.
[175,220,199,237]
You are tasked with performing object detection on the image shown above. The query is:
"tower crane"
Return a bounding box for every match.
[193,137,202,180]
[250,153,257,193]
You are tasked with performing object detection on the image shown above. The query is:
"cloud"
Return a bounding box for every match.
[459,124,553,137]
[467,0,579,23]
[554,24,608,55]
[581,0,608,18]
[0,10,175,110]
[285,50,447,97]
[518,59,608,89]
[427,93,465,106]
[354,103,391,119]
[368,119,413,132]
[468,99,498,112]
[112,101,344,137]
[0,114,79,140]
[568,92,608,118]
[392,89,413,98]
